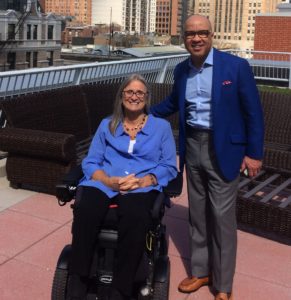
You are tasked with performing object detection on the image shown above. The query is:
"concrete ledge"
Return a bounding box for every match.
[0,157,6,178]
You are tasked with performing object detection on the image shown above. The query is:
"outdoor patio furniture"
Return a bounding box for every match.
[237,90,291,244]
[0,83,119,194]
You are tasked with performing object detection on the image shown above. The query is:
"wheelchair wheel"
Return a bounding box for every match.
[152,260,170,300]
[51,268,68,300]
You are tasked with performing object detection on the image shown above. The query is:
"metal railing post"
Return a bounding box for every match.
[156,58,170,84]
[72,67,83,86]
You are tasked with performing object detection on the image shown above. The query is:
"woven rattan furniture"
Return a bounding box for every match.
[0,83,174,194]
[237,167,291,244]
[237,91,291,244]
[0,84,119,193]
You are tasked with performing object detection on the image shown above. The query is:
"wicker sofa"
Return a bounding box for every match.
[236,90,291,244]
[0,83,175,194]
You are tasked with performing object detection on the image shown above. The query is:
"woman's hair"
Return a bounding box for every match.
[109,74,152,135]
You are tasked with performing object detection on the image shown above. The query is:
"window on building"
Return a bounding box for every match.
[26,52,31,68]
[7,52,16,70]
[7,0,19,10]
[33,25,38,40]
[48,25,54,40]
[47,51,53,66]
[33,52,38,67]
[27,24,31,39]
[8,24,15,40]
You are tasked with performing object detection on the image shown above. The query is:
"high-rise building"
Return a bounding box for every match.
[92,0,156,34]
[123,0,156,34]
[43,0,91,25]
[189,0,281,50]
[155,0,184,37]
[156,0,171,35]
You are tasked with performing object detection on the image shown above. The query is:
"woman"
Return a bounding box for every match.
[67,74,177,300]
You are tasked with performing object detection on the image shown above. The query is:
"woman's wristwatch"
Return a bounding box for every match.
[149,173,157,186]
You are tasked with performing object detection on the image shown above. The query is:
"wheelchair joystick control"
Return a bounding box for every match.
[140,285,152,297]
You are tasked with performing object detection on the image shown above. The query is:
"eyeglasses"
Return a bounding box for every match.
[184,30,211,39]
[123,90,147,99]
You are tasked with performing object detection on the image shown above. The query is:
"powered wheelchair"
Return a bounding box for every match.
[51,166,182,300]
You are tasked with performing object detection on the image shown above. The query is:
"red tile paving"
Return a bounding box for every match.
[0,186,291,300]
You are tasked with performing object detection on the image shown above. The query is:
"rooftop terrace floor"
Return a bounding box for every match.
[0,158,291,300]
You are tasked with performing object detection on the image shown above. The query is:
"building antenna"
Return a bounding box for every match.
[108,7,112,57]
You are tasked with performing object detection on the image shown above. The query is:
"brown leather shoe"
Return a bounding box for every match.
[178,275,210,293]
[215,292,233,300]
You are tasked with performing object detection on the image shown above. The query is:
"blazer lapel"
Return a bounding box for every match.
[212,49,224,118]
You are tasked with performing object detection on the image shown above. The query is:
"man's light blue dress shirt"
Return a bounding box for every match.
[186,48,214,129]
[79,114,177,198]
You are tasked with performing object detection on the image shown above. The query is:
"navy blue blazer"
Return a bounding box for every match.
[151,48,264,181]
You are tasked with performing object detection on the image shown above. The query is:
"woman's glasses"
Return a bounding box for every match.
[123,90,147,99]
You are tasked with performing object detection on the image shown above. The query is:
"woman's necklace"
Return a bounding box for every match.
[123,114,147,140]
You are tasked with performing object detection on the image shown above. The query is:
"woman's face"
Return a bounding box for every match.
[122,80,147,115]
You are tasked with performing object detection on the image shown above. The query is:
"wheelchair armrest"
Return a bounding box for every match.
[62,164,84,185]
[151,193,165,221]
[163,172,183,197]
[56,165,83,205]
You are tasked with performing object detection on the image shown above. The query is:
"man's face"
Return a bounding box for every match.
[183,16,213,65]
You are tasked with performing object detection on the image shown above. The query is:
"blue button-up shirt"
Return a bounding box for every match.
[79,115,177,198]
[185,48,213,129]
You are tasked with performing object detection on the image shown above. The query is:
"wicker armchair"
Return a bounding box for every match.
[0,84,118,194]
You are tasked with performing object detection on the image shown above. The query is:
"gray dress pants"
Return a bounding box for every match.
[185,127,239,293]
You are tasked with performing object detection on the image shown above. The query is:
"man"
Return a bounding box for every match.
[151,15,264,300]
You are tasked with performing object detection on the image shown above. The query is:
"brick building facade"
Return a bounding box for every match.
[254,15,291,56]
[254,3,291,60]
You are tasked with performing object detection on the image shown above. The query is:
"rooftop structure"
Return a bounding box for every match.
[1,52,291,299]
[114,45,187,58]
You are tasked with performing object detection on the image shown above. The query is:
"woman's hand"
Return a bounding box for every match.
[91,170,124,191]
[91,170,156,191]
[112,174,155,191]
[119,174,140,191]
